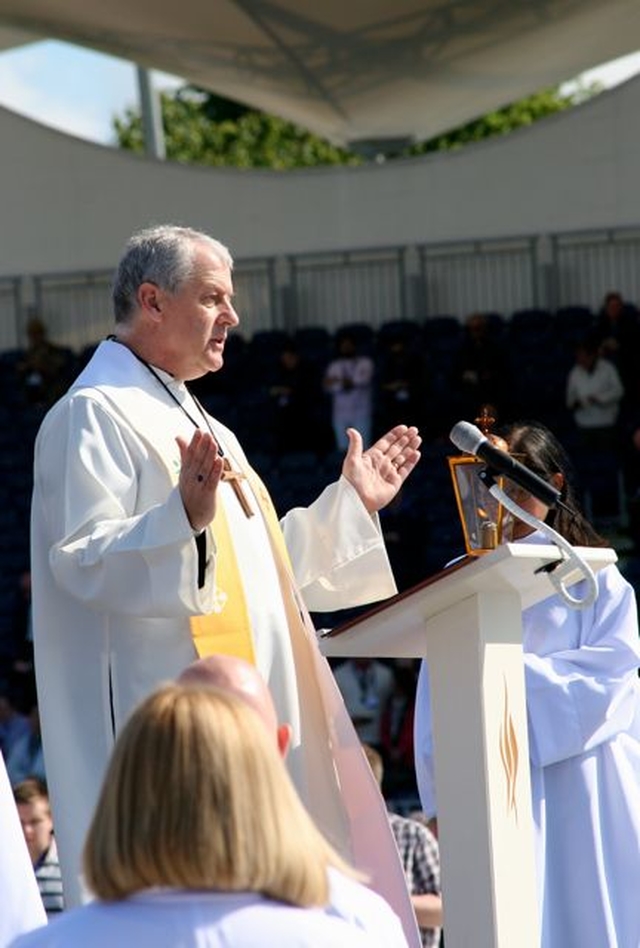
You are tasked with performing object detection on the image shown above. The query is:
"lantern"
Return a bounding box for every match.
[448,406,514,556]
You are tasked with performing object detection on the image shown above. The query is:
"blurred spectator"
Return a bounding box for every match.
[16,317,72,407]
[621,423,640,550]
[379,488,430,592]
[323,331,375,450]
[6,703,46,787]
[566,336,625,519]
[333,658,394,748]
[595,291,640,413]
[0,686,29,761]
[377,338,427,434]
[363,743,443,948]
[450,313,509,421]
[11,571,36,690]
[268,341,330,454]
[14,779,64,917]
[566,335,624,453]
[379,661,419,799]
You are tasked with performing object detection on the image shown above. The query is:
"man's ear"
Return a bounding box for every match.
[277,723,293,759]
[138,282,163,319]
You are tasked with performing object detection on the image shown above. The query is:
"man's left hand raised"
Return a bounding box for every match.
[342,424,421,514]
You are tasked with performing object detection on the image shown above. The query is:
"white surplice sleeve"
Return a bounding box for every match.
[36,395,216,618]
[524,564,640,768]
[281,476,397,612]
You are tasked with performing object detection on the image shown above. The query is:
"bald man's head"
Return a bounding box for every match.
[177,655,291,756]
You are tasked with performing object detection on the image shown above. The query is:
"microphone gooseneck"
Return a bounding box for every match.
[449,420,598,608]
[450,420,563,509]
[486,476,598,609]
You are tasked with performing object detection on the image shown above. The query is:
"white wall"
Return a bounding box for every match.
[2,73,640,278]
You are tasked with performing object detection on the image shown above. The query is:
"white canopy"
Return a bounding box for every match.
[0,0,638,146]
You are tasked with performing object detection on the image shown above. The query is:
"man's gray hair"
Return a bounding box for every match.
[112,224,233,323]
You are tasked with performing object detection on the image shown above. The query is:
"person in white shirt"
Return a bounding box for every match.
[10,684,400,948]
[323,331,376,450]
[565,335,624,447]
[566,334,625,517]
[333,658,395,746]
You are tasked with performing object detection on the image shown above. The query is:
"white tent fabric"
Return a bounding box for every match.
[0,0,638,146]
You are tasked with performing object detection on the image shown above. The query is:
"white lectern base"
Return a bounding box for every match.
[320,543,616,948]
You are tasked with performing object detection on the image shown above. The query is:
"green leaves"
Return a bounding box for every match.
[113,84,601,167]
[407,85,601,156]
[114,88,358,170]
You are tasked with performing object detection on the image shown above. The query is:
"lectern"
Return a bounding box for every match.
[320,542,617,948]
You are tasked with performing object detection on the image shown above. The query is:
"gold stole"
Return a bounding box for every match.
[188,466,292,665]
[189,498,256,664]
[190,470,300,665]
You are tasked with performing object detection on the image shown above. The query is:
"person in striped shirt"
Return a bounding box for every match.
[14,778,64,918]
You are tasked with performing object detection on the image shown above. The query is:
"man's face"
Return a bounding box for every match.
[156,245,240,381]
[338,337,356,358]
[17,798,53,865]
[606,296,623,320]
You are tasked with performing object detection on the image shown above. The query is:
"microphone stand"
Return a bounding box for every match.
[480,472,599,610]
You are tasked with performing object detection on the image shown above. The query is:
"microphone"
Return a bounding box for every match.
[450,421,562,508]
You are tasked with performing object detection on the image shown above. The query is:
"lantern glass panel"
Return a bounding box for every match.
[448,455,514,555]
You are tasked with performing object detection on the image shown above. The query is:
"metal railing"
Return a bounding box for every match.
[233,257,279,336]
[552,228,640,311]
[289,246,407,332]
[8,224,640,350]
[33,269,113,352]
[420,236,538,318]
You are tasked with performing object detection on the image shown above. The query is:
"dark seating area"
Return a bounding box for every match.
[2,303,640,688]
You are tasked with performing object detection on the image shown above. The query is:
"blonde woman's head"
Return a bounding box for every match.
[83,683,345,904]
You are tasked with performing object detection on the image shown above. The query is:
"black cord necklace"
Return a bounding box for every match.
[107,335,224,456]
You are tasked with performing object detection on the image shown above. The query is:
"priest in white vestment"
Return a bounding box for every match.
[30,225,422,942]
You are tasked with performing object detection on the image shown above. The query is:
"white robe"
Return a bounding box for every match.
[415,532,640,947]
[8,888,377,948]
[0,752,47,947]
[30,341,407,914]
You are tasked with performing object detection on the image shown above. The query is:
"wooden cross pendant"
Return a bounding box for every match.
[221,458,254,517]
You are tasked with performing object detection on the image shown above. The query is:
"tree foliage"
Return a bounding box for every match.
[407,83,598,156]
[114,87,359,169]
[113,82,600,169]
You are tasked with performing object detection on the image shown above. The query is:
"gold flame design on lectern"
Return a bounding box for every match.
[499,676,519,823]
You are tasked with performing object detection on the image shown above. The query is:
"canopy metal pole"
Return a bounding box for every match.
[136,66,166,160]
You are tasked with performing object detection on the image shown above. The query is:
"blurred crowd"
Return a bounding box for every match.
[4,288,640,947]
